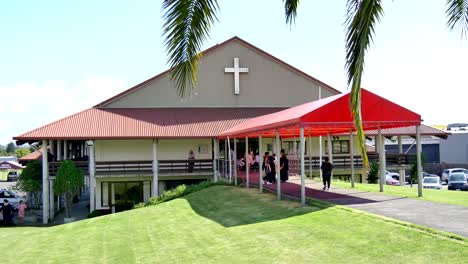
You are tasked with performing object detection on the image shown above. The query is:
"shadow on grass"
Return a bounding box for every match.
[183,185,333,228]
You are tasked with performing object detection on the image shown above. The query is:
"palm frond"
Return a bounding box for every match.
[162,0,219,97]
[446,0,468,37]
[284,0,300,25]
[345,0,384,168]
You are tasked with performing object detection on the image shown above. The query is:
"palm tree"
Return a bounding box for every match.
[162,0,468,167]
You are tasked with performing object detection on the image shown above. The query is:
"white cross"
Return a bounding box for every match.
[225,58,248,95]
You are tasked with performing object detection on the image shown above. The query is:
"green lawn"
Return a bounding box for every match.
[331,181,468,207]
[1,186,467,263]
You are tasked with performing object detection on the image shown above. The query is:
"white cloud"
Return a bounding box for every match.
[0,76,126,145]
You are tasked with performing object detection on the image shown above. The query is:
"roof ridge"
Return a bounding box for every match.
[94,36,340,107]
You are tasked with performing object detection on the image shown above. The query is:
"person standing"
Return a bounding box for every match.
[187,150,195,173]
[0,199,14,226]
[320,157,333,190]
[17,200,27,225]
[280,149,289,182]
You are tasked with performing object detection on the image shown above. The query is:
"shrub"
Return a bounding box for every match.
[134,180,228,209]
[366,162,379,184]
[87,210,110,218]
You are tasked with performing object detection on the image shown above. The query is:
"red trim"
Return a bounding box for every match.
[94,36,340,107]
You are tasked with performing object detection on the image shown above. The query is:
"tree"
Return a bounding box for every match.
[54,160,84,218]
[366,161,379,184]
[161,0,468,168]
[16,160,43,205]
[6,142,16,154]
[15,148,31,158]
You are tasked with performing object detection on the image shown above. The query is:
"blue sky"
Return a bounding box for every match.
[0,1,466,144]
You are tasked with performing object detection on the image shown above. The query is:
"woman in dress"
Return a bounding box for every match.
[17,200,27,224]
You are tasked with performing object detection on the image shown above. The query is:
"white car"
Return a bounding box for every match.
[422,177,442,190]
[386,171,400,180]
[0,189,26,207]
[442,168,468,184]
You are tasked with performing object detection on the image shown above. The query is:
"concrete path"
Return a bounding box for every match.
[239,172,468,237]
[51,190,90,225]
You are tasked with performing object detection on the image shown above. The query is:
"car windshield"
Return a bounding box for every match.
[449,174,465,182]
[423,178,438,184]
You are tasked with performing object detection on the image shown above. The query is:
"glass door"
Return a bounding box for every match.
[113,182,143,212]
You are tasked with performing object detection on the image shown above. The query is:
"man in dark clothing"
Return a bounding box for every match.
[280,149,289,182]
[320,157,333,191]
[0,199,15,226]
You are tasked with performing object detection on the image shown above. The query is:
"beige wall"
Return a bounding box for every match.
[104,40,339,108]
[95,139,213,161]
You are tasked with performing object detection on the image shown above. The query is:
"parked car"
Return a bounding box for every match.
[422,177,442,190]
[0,189,26,207]
[442,168,468,184]
[385,175,400,185]
[7,171,19,181]
[386,171,400,180]
[447,173,468,191]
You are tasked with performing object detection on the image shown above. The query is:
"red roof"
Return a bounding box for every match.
[94,36,340,107]
[14,108,285,142]
[219,89,422,138]
[18,149,43,161]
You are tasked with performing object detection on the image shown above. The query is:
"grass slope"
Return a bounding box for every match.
[1,186,467,264]
[332,181,468,207]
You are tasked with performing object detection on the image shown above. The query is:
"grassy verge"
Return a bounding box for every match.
[331,180,468,207]
[1,186,467,263]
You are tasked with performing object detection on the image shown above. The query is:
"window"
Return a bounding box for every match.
[325,140,350,154]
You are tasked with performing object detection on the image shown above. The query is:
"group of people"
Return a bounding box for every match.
[0,199,27,227]
[238,148,260,171]
[262,149,289,184]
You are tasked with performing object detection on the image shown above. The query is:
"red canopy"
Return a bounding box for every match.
[219,89,422,138]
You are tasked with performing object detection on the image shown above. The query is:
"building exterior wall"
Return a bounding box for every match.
[95,139,213,161]
[385,144,440,163]
[104,40,338,109]
[440,133,468,163]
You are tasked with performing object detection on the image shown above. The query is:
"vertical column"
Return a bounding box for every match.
[258,135,263,192]
[378,127,385,192]
[49,140,55,160]
[319,136,323,180]
[245,137,249,188]
[57,140,62,161]
[300,127,305,206]
[111,183,115,213]
[152,139,159,197]
[88,140,96,212]
[416,125,423,197]
[41,140,49,224]
[398,136,405,186]
[228,137,232,183]
[276,131,281,200]
[308,135,312,179]
[350,130,355,188]
[49,180,54,221]
[326,133,333,179]
[64,140,68,160]
[213,139,219,182]
[233,138,238,185]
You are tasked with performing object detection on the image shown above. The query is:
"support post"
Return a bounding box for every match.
[234,138,238,185]
[319,136,323,180]
[88,140,96,212]
[378,127,385,192]
[350,130,355,188]
[228,137,232,183]
[326,133,333,181]
[258,135,263,193]
[57,140,62,161]
[398,136,405,186]
[308,135,312,179]
[64,140,68,160]
[49,140,55,160]
[416,125,423,197]
[245,136,249,188]
[276,131,281,200]
[300,127,305,206]
[213,139,218,182]
[152,139,159,197]
[49,180,54,221]
[41,140,49,224]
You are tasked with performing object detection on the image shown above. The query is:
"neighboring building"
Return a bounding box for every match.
[440,132,468,163]
[0,156,18,162]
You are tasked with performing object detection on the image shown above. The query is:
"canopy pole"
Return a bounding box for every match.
[234,138,238,186]
[416,125,423,197]
[326,133,333,182]
[300,127,306,206]
[245,136,249,188]
[228,137,232,183]
[398,136,405,186]
[350,130,355,188]
[276,131,281,200]
[308,135,312,180]
[378,127,385,192]
[319,136,323,181]
[258,135,263,193]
